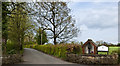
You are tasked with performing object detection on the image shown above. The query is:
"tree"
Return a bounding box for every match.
[96,40,104,45]
[24,30,35,44]
[35,27,48,45]
[8,3,33,51]
[32,2,79,44]
[2,2,11,53]
[80,42,83,46]
[118,43,120,46]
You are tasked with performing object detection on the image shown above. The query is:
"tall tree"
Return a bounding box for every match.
[8,3,33,51]
[2,2,11,53]
[33,2,79,44]
[35,27,48,45]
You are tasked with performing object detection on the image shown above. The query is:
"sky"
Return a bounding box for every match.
[68,2,118,44]
[7,0,119,44]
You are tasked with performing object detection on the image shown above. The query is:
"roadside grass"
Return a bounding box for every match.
[109,47,120,54]
[98,52,108,55]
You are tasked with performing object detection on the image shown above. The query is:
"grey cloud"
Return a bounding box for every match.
[74,7,117,29]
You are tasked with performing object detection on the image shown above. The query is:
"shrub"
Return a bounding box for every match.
[7,49,16,54]
[6,41,16,54]
[24,44,82,59]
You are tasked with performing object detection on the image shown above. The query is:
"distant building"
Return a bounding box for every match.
[82,39,97,54]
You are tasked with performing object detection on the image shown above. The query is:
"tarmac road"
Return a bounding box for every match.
[20,48,72,64]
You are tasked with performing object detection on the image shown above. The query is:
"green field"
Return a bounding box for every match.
[98,46,120,55]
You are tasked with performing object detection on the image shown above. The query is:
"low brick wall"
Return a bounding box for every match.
[66,53,118,64]
[2,54,23,64]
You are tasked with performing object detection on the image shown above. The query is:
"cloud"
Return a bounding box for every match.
[80,24,88,31]
[68,2,118,44]
[69,2,118,29]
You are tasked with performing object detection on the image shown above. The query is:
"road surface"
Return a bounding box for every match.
[3,48,118,66]
[21,48,73,64]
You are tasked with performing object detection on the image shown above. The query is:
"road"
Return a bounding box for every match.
[20,48,73,64]
[3,48,118,66]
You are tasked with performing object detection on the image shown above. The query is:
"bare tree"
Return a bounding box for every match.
[31,2,79,44]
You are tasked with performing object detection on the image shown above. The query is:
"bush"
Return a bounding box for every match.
[24,44,82,59]
[6,41,16,54]
[4,40,24,55]
[7,49,16,54]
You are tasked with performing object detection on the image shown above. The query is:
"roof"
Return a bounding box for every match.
[82,39,97,48]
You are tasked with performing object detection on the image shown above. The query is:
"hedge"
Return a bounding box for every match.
[24,44,82,59]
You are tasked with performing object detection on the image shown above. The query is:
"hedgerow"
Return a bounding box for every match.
[24,44,82,59]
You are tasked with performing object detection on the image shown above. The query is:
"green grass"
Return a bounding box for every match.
[98,52,108,55]
[109,47,120,54]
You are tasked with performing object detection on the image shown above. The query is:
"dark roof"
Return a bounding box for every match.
[82,39,97,48]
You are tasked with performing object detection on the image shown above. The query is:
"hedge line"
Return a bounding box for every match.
[24,44,82,59]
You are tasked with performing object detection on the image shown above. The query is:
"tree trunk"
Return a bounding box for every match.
[53,25,56,45]
[20,33,24,50]
[54,36,56,45]
[3,38,7,54]
[20,38,23,50]
[53,7,56,45]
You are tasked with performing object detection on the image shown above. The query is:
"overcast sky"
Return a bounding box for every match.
[68,2,118,44]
